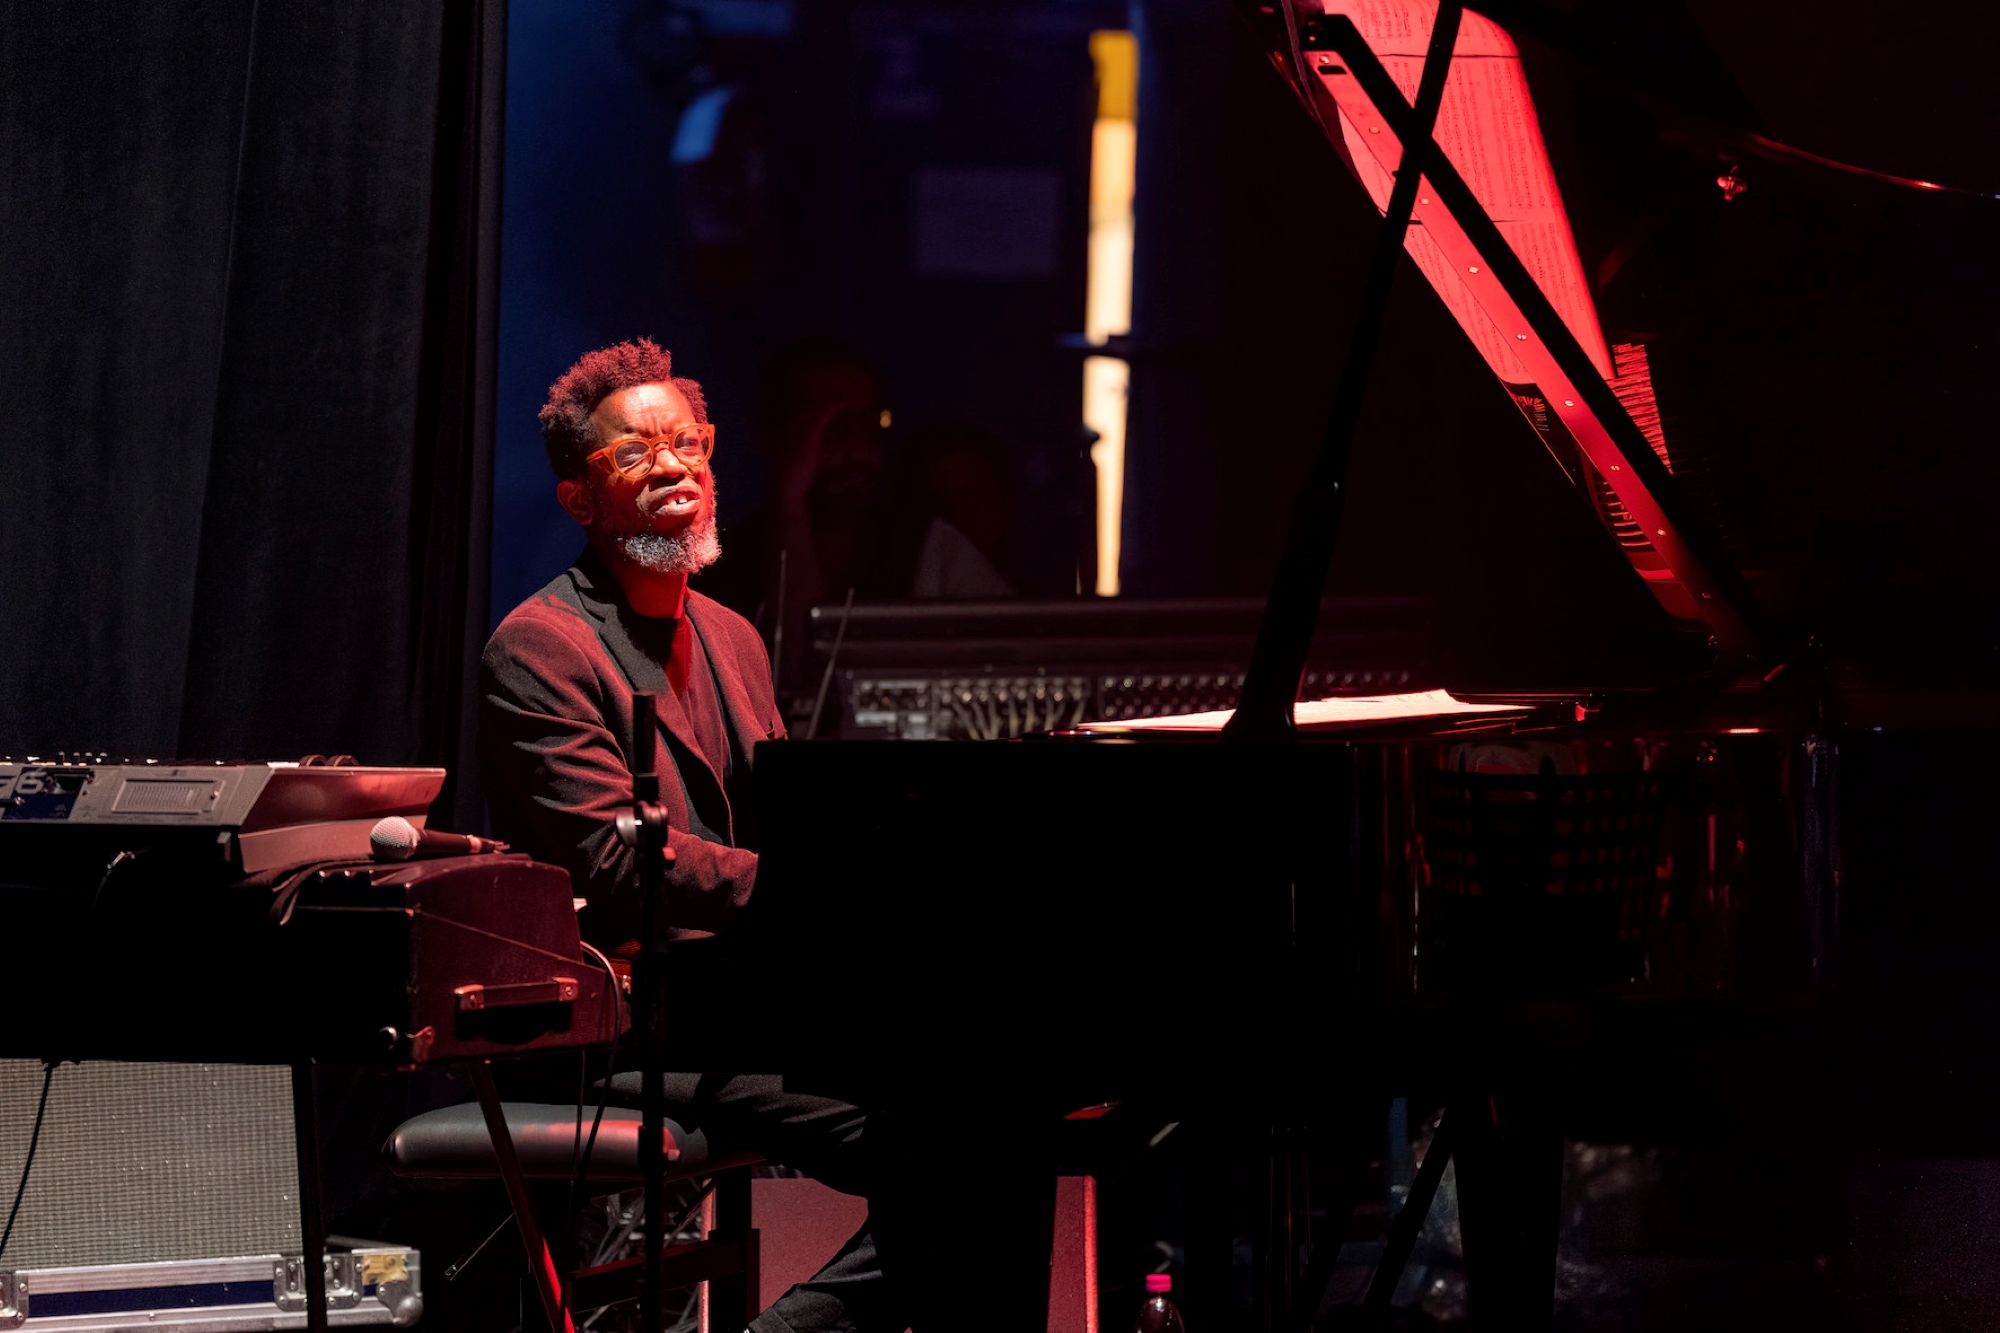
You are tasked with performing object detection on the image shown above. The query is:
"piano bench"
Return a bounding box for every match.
[384,1102,765,1328]
[383,1101,765,1183]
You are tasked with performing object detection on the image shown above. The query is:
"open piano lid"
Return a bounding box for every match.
[1117,0,2000,735]
[1258,0,1764,658]
[1227,0,2000,698]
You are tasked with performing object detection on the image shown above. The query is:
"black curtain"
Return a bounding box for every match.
[0,0,503,831]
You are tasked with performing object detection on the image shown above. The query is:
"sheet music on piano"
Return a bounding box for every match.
[1077,687,1528,732]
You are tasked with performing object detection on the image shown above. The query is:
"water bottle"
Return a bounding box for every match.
[1135,1274,1185,1333]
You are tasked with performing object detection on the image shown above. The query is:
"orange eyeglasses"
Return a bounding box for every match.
[585,423,715,478]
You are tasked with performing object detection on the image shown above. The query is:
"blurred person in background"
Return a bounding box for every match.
[698,338,1024,697]
[902,420,1015,598]
[699,337,899,683]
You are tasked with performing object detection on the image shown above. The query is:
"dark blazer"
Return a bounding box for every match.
[479,548,785,949]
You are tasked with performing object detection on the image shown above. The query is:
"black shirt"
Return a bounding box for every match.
[574,548,743,847]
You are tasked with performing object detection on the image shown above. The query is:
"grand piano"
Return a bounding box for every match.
[699,2,2000,1329]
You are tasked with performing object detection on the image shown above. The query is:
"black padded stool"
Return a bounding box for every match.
[386,1102,765,1329]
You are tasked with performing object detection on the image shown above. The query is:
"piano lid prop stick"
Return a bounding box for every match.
[1225,1,1464,744]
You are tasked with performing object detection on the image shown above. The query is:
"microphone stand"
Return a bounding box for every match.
[621,694,674,1333]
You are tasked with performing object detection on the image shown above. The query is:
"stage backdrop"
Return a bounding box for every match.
[0,0,504,831]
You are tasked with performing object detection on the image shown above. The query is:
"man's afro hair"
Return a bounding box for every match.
[539,338,709,479]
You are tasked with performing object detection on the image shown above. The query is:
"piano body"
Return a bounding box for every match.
[721,2,2000,1329]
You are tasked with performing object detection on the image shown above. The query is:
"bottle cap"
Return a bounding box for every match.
[1145,1274,1172,1294]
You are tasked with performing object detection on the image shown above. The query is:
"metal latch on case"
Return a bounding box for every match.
[274,1253,361,1311]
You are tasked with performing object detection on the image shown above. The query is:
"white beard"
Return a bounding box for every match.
[615,506,721,575]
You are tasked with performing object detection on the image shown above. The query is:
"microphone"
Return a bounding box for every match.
[369,816,509,862]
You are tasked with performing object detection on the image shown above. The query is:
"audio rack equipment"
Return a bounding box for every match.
[803,595,1433,739]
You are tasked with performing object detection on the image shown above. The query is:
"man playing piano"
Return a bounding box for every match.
[479,338,892,1333]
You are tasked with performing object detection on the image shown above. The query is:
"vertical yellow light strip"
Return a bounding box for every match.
[1085,30,1137,596]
